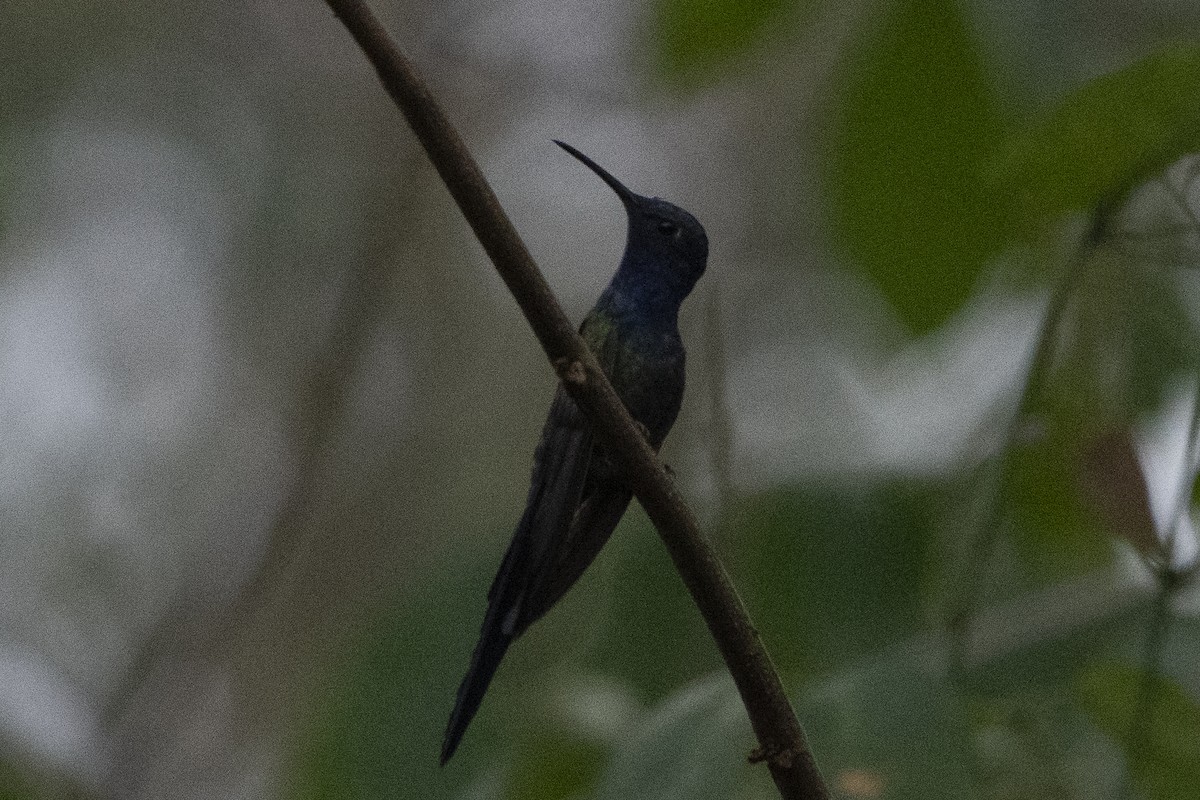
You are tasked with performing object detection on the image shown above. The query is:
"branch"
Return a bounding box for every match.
[320,1,829,797]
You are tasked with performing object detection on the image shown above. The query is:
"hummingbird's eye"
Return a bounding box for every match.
[657,221,678,236]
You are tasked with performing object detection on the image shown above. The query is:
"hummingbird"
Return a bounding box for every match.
[441,140,708,764]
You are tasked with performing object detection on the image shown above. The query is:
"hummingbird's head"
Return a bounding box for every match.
[555,140,708,297]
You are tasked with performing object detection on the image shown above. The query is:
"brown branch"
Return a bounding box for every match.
[320,1,828,797]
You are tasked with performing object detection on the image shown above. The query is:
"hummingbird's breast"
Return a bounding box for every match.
[581,310,685,447]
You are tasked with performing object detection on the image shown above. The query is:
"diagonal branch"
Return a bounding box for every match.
[320,1,829,797]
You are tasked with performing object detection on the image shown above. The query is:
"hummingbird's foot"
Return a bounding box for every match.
[663,462,676,478]
[747,745,771,764]
[747,743,800,769]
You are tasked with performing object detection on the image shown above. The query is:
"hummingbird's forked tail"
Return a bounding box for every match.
[441,603,515,764]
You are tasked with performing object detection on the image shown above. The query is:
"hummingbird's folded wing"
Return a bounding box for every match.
[513,313,633,629]
[529,482,632,625]
[444,313,628,763]
[495,385,595,633]
[441,385,594,764]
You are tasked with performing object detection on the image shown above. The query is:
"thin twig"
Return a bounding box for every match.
[948,208,1113,674]
[705,285,737,513]
[1123,574,1175,795]
[1161,166,1200,233]
[1158,383,1200,568]
[320,1,828,797]
[1118,161,1200,794]
[214,154,421,652]
[1123,382,1200,789]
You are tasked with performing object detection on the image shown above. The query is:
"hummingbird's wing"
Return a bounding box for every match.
[442,313,633,764]
[505,311,638,630]
[442,384,596,764]
[502,385,598,631]
[526,479,632,626]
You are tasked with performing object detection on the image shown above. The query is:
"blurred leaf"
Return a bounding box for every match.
[290,556,504,800]
[1192,470,1200,528]
[505,674,638,799]
[1119,259,1200,413]
[1004,297,1124,580]
[1077,429,1160,558]
[508,728,607,800]
[801,644,975,799]
[593,674,752,800]
[654,0,801,86]
[584,512,718,699]
[290,512,707,800]
[724,483,934,676]
[1063,236,1198,420]
[945,577,1151,799]
[0,134,10,246]
[1005,243,1200,578]
[964,572,1146,695]
[1077,662,1200,799]
[1006,423,1115,580]
[994,45,1200,230]
[1155,617,1200,699]
[966,687,1117,800]
[3,0,152,116]
[933,585,1147,799]
[0,760,38,800]
[828,0,1009,333]
[598,631,1151,800]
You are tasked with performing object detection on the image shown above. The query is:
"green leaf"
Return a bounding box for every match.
[654,0,800,86]
[1192,470,1200,529]
[827,0,1009,333]
[724,483,934,676]
[940,588,1156,799]
[1077,662,1200,800]
[994,45,1200,229]
[595,637,1113,800]
[288,512,706,800]
[964,578,1146,695]
[0,760,39,800]
[1119,260,1200,414]
[801,644,975,800]
[508,726,608,799]
[1005,245,1200,578]
[593,674,753,800]
[1005,424,1115,581]
[505,674,638,799]
[583,512,719,698]
[289,559,503,800]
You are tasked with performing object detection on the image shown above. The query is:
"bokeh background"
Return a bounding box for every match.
[5,0,1200,798]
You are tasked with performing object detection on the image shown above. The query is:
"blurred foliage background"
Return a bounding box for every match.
[4,0,1200,798]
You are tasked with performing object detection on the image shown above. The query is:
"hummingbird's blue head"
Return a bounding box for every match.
[555,140,708,300]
